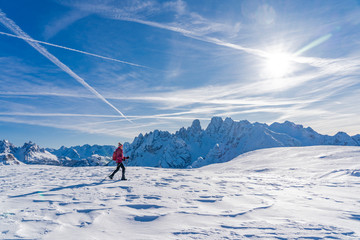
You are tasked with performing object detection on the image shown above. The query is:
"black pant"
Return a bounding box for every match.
[110,162,125,178]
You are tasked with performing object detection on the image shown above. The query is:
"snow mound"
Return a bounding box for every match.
[1,146,359,239]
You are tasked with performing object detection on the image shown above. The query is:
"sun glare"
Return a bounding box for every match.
[264,52,293,78]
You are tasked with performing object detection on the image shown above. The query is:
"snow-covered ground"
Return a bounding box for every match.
[1,146,359,239]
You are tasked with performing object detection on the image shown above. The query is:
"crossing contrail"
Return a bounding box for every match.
[0,9,132,123]
[0,30,149,69]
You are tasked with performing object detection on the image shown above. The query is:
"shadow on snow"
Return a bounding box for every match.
[8,179,118,198]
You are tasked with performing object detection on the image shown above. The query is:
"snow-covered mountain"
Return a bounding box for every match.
[125,117,360,168]
[0,140,115,166]
[0,140,59,166]
[268,121,359,146]
[14,141,60,165]
[2,117,359,168]
[351,134,360,145]
[48,144,115,167]
[47,144,115,160]
[46,144,115,166]
[0,140,22,165]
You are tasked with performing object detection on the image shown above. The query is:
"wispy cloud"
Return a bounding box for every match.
[60,0,241,41]
[43,9,90,40]
[0,9,132,122]
[63,0,360,80]
[0,115,132,138]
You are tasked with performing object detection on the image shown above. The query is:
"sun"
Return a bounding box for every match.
[264,52,293,78]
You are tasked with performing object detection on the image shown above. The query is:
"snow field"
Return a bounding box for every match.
[1,146,359,239]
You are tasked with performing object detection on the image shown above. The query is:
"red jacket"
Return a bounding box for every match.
[113,147,125,164]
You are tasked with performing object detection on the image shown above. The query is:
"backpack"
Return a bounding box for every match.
[112,151,116,160]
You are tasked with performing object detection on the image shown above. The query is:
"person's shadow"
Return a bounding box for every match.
[8,179,119,198]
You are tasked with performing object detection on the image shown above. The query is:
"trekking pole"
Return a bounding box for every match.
[104,159,113,166]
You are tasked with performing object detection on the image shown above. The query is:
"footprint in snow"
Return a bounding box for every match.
[123,204,163,209]
[133,215,160,222]
[143,195,161,200]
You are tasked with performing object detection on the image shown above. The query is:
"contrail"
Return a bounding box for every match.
[0,112,119,118]
[119,17,268,58]
[0,9,132,123]
[117,17,343,69]
[0,30,149,69]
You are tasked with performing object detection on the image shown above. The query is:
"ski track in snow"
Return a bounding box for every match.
[1,146,360,239]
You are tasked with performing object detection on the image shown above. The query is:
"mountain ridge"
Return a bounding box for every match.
[1,117,359,167]
[125,117,360,168]
[0,141,115,166]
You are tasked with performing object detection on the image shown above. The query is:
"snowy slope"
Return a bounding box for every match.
[125,117,360,168]
[1,146,359,239]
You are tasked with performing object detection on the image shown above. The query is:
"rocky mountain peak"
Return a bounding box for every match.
[190,119,202,133]
[126,117,360,168]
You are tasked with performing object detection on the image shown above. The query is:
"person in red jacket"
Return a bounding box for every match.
[109,142,129,180]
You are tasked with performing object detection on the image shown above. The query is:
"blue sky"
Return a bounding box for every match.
[1,0,360,148]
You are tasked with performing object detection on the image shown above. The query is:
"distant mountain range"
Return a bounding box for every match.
[46,144,115,166]
[1,117,359,167]
[0,140,115,166]
[125,117,360,168]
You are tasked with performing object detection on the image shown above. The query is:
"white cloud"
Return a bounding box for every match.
[163,0,187,16]
[43,9,90,40]
[58,0,159,19]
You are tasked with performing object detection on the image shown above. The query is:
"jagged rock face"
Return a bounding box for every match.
[0,153,22,165]
[0,140,59,165]
[125,117,360,168]
[16,142,60,165]
[0,140,16,154]
[125,130,191,168]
